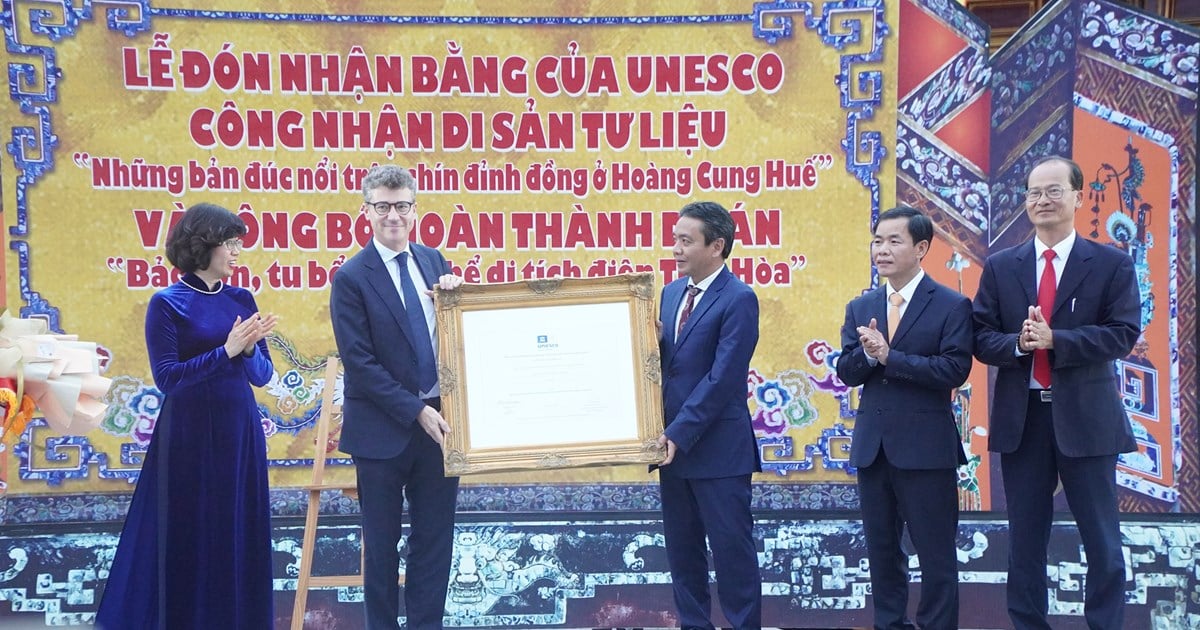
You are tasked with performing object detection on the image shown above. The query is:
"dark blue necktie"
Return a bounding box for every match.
[397,251,437,392]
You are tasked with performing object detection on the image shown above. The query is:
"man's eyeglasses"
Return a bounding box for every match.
[367,201,416,215]
[1024,186,1075,202]
[221,238,243,252]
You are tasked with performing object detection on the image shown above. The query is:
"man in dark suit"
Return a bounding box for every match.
[330,164,463,629]
[657,200,762,630]
[837,206,972,630]
[973,156,1140,630]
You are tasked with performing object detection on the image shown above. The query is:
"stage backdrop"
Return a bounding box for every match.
[1,0,1192,524]
[0,1,902,515]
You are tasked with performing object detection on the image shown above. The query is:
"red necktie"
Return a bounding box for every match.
[1034,249,1056,388]
[677,285,701,337]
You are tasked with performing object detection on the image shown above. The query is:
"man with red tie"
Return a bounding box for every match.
[972,156,1141,629]
[657,200,762,629]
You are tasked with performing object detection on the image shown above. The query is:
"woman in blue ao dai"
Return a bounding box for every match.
[96,203,278,629]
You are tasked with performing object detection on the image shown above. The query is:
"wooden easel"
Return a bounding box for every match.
[290,357,362,629]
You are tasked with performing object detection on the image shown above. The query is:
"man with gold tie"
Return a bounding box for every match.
[837,205,973,630]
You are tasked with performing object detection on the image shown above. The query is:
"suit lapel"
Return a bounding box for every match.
[664,281,685,347]
[891,276,933,346]
[364,242,418,347]
[1052,238,1094,320]
[1016,241,1039,306]
[411,244,440,291]
[675,269,727,348]
[871,286,888,340]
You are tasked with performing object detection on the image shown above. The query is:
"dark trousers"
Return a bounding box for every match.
[857,449,960,630]
[354,416,459,630]
[1001,392,1126,630]
[659,471,761,630]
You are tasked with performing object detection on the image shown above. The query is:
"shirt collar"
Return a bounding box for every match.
[1035,230,1076,263]
[689,266,723,292]
[374,238,411,263]
[887,268,925,304]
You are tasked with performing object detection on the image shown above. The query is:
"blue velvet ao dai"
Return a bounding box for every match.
[96,273,274,629]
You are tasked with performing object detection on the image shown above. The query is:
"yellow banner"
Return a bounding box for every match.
[1,1,895,494]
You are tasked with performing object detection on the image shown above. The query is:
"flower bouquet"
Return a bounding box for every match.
[0,311,112,443]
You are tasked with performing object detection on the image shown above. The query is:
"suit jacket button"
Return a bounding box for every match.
[876,410,882,415]
[881,378,888,385]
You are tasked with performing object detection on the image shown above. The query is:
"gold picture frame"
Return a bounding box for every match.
[434,273,666,475]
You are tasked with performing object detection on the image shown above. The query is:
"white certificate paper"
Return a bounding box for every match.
[460,301,638,450]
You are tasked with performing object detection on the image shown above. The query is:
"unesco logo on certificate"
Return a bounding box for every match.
[536,335,559,350]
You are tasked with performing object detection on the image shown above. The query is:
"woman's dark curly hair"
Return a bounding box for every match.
[164,203,247,273]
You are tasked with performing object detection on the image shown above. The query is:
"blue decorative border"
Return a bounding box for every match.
[0,481,863,524]
[990,8,1077,129]
[1,517,1197,626]
[753,0,889,216]
[1081,0,1200,91]
[899,46,990,133]
[6,239,60,330]
[896,122,989,232]
[9,420,145,487]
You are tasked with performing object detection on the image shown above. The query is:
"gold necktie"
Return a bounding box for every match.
[887,292,905,341]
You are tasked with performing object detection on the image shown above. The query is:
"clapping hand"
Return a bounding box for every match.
[856,318,890,365]
[223,312,279,358]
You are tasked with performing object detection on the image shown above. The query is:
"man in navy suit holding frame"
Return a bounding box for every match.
[330,164,464,629]
[973,156,1140,629]
[657,200,762,629]
[837,205,973,630]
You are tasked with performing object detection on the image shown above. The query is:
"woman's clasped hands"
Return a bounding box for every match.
[224,312,280,357]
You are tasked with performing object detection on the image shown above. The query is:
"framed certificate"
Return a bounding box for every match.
[434,273,666,475]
